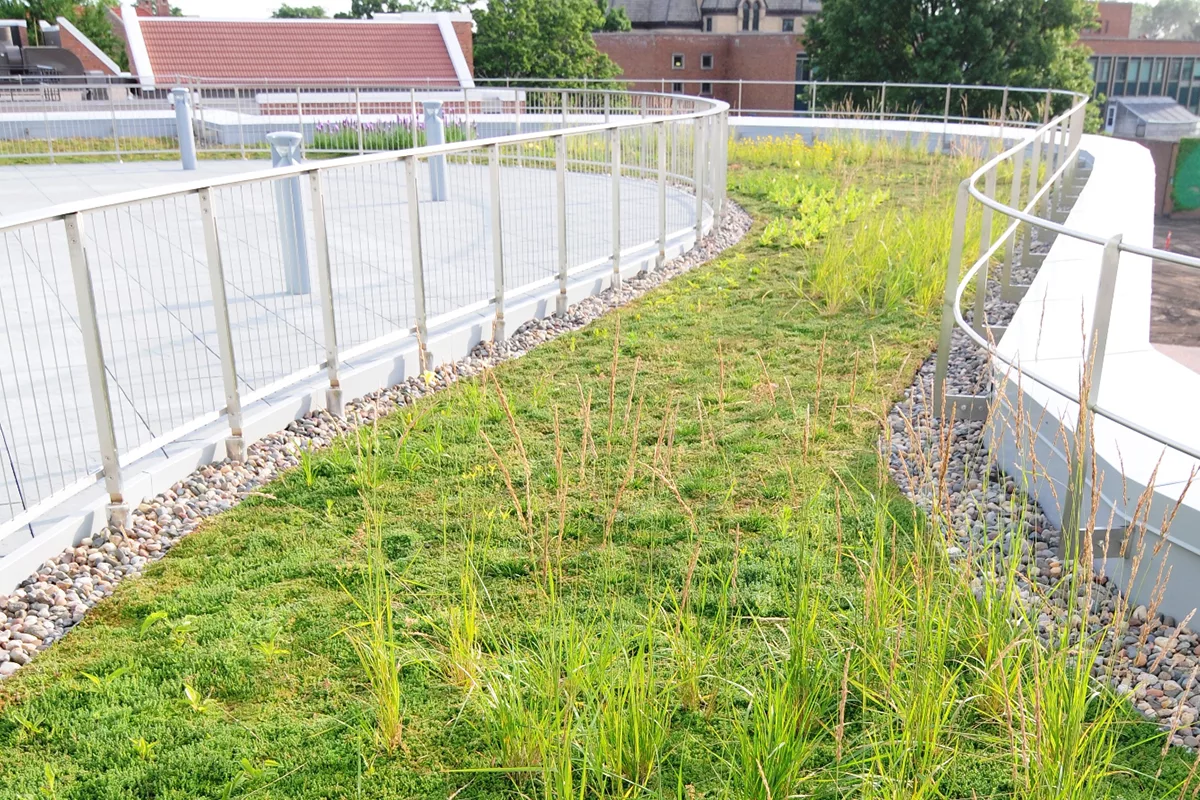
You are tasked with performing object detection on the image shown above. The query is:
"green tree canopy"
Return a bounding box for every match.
[1132,0,1200,40]
[333,0,460,17]
[472,0,624,82]
[804,0,1097,114]
[273,3,327,17]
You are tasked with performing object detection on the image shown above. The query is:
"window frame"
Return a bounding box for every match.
[671,53,685,70]
[781,17,794,32]
[701,53,714,70]
[701,81,713,95]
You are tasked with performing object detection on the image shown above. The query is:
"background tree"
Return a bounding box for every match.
[472,0,624,83]
[334,0,460,17]
[1131,0,1200,40]
[273,3,327,17]
[805,0,1097,118]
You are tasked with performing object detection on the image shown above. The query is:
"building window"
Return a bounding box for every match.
[752,1,760,30]
[701,53,713,70]
[672,53,684,69]
[741,0,750,30]
[782,17,794,32]
[701,82,713,95]
[672,82,683,93]
[704,16,712,31]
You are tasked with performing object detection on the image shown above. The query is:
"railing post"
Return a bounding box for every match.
[1063,233,1123,553]
[296,85,304,141]
[561,89,569,128]
[308,171,343,415]
[941,85,952,152]
[1087,234,1123,413]
[998,86,1008,143]
[694,115,706,242]
[556,134,569,315]
[65,212,127,527]
[879,84,886,121]
[1022,123,1044,252]
[197,188,248,457]
[355,86,364,155]
[1001,144,1025,294]
[491,143,507,337]
[406,155,430,372]
[657,120,667,269]
[611,126,622,288]
[810,81,817,116]
[737,79,743,114]
[972,164,997,337]
[108,86,121,162]
[932,180,971,418]
[604,92,611,124]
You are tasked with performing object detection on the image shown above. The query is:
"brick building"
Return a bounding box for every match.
[593,31,804,111]
[1083,1,1200,114]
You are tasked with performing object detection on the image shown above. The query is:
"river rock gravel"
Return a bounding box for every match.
[887,223,1200,749]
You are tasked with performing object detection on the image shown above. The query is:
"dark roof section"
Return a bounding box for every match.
[609,0,819,26]
[1115,96,1200,125]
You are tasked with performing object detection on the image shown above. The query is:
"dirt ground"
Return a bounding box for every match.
[1153,218,1200,347]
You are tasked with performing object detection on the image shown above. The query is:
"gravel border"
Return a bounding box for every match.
[887,228,1200,749]
[0,205,753,679]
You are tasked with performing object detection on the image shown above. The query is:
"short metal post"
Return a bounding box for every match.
[423,101,448,201]
[65,212,126,526]
[490,143,507,338]
[355,86,364,155]
[197,188,248,457]
[1062,234,1123,553]
[656,121,667,269]
[694,116,706,241]
[296,86,304,140]
[604,92,611,124]
[561,89,569,128]
[308,171,343,415]
[737,79,744,114]
[108,86,121,162]
[973,165,997,337]
[42,92,54,164]
[1001,145,1025,293]
[463,87,473,140]
[611,127,622,287]
[932,180,971,417]
[266,131,311,295]
[406,155,430,372]
[171,87,197,170]
[555,134,569,315]
[879,84,886,120]
[810,82,816,116]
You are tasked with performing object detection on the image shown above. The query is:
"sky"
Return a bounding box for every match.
[169,0,354,18]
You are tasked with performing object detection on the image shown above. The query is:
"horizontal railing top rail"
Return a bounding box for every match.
[0,90,725,234]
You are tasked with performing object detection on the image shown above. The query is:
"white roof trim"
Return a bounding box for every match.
[121,5,154,87]
[55,16,122,75]
[377,11,473,23]
[436,13,474,89]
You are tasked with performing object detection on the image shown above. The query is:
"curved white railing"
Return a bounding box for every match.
[929,87,1200,544]
[0,89,727,550]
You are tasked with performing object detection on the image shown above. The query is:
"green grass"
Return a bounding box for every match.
[0,135,1194,799]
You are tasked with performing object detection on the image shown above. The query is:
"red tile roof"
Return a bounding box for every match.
[136,18,460,83]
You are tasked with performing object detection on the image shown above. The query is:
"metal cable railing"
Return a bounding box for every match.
[0,88,727,541]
